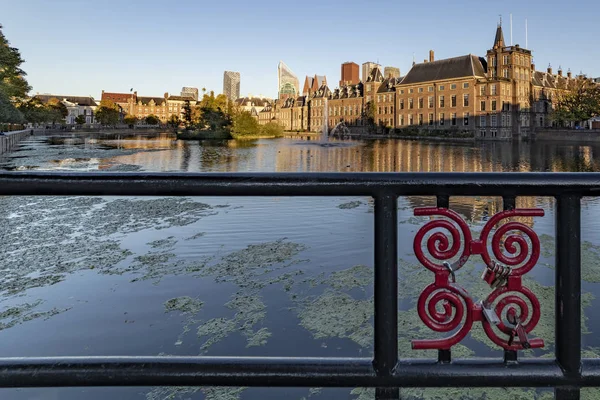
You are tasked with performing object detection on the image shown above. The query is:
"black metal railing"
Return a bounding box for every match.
[1,171,599,400]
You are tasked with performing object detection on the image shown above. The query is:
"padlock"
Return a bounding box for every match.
[506,307,531,349]
[481,261,511,289]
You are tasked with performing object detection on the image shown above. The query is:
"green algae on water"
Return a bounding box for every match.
[338,201,363,209]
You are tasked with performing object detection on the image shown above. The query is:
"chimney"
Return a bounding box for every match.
[531,62,535,71]
[424,59,428,63]
[164,92,169,98]
[429,50,435,62]
[567,69,572,79]
[558,66,563,77]
[547,64,552,74]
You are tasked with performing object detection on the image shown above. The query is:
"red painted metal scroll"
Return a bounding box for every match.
[411,207,545,351]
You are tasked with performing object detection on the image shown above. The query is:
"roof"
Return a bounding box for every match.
[35,95,98,107]
[398,55,486,85]
[532,70,578,90]
[310,84,331,99]
[167,95,195,102]
[101,92,132,103]
[366,67,384,83]
[138,96,166,106]
[493,25,505,48]
[235,97,270,107]
[315,75,326,87]
[330,83,363,100]
[377,77,401,93]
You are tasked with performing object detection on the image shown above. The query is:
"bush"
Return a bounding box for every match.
[261,122,284,137]
[232,111,260,136]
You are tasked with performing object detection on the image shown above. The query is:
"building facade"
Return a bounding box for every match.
[327,83,364,130]
[101,91,196,123]
[340,62,360,86]
[35,95,98,124]
[223,71,241,101]
[362,62,381,83]
[181,87,199,101]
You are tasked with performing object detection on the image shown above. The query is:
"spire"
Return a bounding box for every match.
[494,24,505,48]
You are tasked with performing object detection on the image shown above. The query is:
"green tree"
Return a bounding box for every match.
[145,114,160,125]
[46,98,68,123]
[167,114,181,130]
[124,115,137,126]
[75,115,86,125]
[261,121,284,137]
[182,100,193,127]
[0,24,30,122]
[95,100,120,126]
[552,78,600,125]
[232,111,260,136]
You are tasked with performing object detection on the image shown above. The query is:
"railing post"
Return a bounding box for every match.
[555,194,582,400]
[374,193,399,399]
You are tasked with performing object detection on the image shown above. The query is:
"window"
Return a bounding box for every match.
[507,114,512,126]
[491,57,497,67]
[480,115,486,127]
[439,95,445,108]
[409,98,414,109]
[418,98,424,108]
[418,114,423,125]
[409,88,414,93]
[400,89,404,94]
[408,114,413,125]
[428,96,434,108]
[503,69,509,78]
[428,86,434,92]
[491,100,497,111]
[439,113,445,125]
[378,106,382,114]
[399,115,404,126]
[400,99,404,110]
[384,106,388,114]
[418,87,423,93]
[390,106,394,114]
[429,113,434,126]
[451,113,457,126]
[491,114,497,127]
[378,95,381,102]
[503,55,509,65]
[451,95,457,107]
[491,84,497,95]
[451,84,457,90]
[480,101,486,111]
[463,112,470,125]
[463,94,469,107]
[463,82,469,89]
[480,86,486,96]
[439,85,445,91]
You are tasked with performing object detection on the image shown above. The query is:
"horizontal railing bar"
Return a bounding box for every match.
[0,357,596,388]
[2,172,600,197]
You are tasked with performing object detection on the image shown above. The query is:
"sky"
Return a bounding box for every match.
[1,0,598,100]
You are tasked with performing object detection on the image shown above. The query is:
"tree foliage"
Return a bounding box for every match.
[552,78,600,125]
[0,24,30,122]
[182,100,193,127]
[167,114,181,130]
[75,115,86,125]
[145,114,160,125]
[95,100,120,126]
[124,115,137,126]
[18,97,66,124]
[261,121,284,137]
[232,111,260,136]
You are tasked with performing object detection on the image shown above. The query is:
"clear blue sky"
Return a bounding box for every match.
[2,0,598,100]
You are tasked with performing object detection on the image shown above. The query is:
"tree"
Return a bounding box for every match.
[552,78,600,126]
[261,121,284,137]
[145,114,160,125]
[167,114,181,130]
[0,24,30,122]
[232,111,260,136]
[46,98,68,123]
[124,115,137,126]
[182,100,193,127]
[95,100,120,126]
[75,115,86,125]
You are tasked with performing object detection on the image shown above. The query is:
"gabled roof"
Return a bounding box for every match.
[235,97,270,107]
[366,67,384,83]
[35,95,98,107]
[330,83,363,100]
[303,76,314,95]
[168,95,195,102]
[311,84,331,98]
[315,75,326,87]
[138,96,166,106]
[101,92,132,103]
[377,77,401,93]
[398,55,486,85]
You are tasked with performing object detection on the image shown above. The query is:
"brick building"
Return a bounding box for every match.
[302,75,327,96]
[340,62,360,86]
[101,91,196,123]
[376,77,400,128]
[327,83,364,130]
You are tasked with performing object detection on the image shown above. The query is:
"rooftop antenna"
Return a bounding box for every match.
[499,14,502,26]
[510,13,513,45]
[525,18,528,49]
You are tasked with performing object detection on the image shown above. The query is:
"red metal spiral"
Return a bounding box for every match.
[413,207,472,272]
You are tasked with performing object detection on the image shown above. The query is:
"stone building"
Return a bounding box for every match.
[362,62,381,84]
[327,83,364,130]
[376,77,400,128]
[307,84,330,132]
[302,75,327,96]
[257,102,276,126]
[278,96,308,131]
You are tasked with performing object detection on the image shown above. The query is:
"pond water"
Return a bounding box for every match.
[1,133,600,400]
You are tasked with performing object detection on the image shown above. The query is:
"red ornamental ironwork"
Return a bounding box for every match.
[411,207,545,352]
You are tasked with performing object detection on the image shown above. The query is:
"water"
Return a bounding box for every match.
[1,132,600,400]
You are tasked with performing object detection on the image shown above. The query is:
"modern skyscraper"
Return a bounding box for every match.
[223,71,241,101]
[383,67,401,79]
[340,62,359,86]
[362,62,381,83]
[181,87,199,101]
[278,61,299,99]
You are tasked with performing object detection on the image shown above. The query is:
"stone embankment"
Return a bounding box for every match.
[0,129,32,155]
